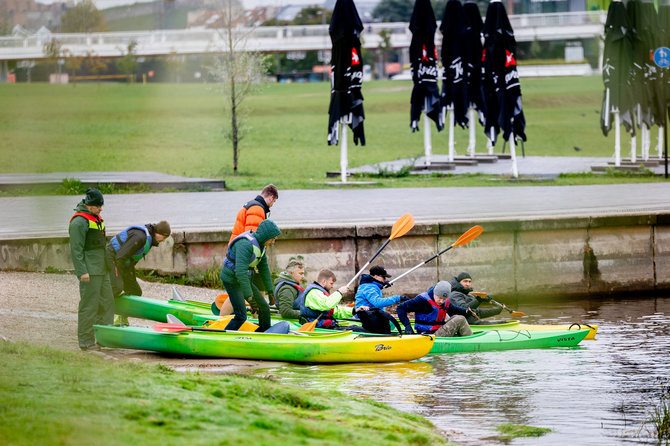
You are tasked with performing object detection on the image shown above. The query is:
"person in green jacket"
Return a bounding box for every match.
[272,259,305,319]
[219,219,281,332]
[68,188,114,351]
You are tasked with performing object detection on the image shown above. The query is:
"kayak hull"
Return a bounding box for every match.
[428,328,590,354]
[93,325,434,363]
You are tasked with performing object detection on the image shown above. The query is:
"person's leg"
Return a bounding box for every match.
[221,279,247,331]
[97,274,115,326]
[115,263,140,325]
[434,316,473,337]
[77,280,98,349]
[250,284,271,331]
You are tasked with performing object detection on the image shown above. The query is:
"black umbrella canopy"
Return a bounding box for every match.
[409,0,443,132]
[600,0,634,136]
[440,0,469,128]
[327,0,365,146]
[627,0,658,128]
[481,0,525,146]
[463,1,486,126]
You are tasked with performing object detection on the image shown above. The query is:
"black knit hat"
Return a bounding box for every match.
[456,272,472,282]
[84,188,104,206]
[154,221,171,237]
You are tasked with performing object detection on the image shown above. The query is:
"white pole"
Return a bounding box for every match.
[340,123,348,183]
[424,98,432,166]
[448,107,455,162]
[467,107,476,157]
[614,111,621,166]
[509,134,519,178]
[642,125,649,161]
[631,135,637,164]
[658,127,664,158]
[487,128,494,154]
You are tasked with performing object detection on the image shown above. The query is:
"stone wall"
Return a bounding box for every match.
[1,213,669,299]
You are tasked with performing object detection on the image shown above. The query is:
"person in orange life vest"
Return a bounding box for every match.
[396,281,474,337]
[219,219,281,332]
[228,184,279,245]
[272,259,305,319]
[298,268,364,330]
[106,221,171,326]
[68,188,114,351]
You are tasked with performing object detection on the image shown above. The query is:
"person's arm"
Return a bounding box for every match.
[114,230,146,262]
[357,284,402,309]
[396,297,425,327]
[447,301,470,317]
[68,218,88,279]
[275,285,300,319]
[256,255,274,302]
[304,288,344,311]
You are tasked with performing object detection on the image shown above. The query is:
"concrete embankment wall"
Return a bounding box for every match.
[1,213,669,299]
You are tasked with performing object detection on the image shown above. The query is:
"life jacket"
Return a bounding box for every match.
[413,292,448,333]
[69,211,106,251]
[109,225,152,262]
[297,282,337,328]
[223,231,264,271]
[273,280,304,308]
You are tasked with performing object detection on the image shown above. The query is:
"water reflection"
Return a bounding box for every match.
[254,297,670,445]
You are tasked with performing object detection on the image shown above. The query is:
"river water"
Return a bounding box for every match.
[252,297,670,445]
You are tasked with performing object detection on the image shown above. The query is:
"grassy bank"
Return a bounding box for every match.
[0,78,661,191]
[0,341,448,446]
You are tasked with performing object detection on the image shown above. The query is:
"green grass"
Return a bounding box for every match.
[0,341,447,446]
[495,423,552,439]
[0,77,664,191]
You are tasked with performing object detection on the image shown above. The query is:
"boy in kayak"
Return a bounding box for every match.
[396,281,474,337]
[219,219,281,332]
[449,272,503,325]
[273,259,305,319]
[297,268,360,330]
[354,265,410,311]
[68,188,114,351]
[106,221,172,326]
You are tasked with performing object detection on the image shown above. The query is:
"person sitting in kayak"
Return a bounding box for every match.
[297,268,361,330]
[273,259,305,319]
[396,281,474,337]
[219,219,281,332]
[449,272,503,325]
[354,265,410,312]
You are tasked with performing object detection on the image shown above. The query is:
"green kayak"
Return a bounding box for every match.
[93,325,435,364]
[427,328,590,353]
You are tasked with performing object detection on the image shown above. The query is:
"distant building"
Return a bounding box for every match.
[1,0,66,32]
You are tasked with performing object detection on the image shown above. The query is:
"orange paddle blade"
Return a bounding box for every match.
[509,311,526,317]
[298,319,318,332]
[153,323,191,332]
[389,213,415,240]
[452,225,483,247]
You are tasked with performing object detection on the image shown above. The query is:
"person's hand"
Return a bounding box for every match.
[357,305,370,312]
[403,325,415,335]
[398,295,411,303]
[80,273,90,283]
[267,294,275,306]
[338,285,350,296]
[383,280,392,288]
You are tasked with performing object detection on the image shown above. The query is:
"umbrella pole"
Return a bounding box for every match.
[509,134,519,179]
[340,122,348,183]
[657,127,663,159]
[642,125,649,161]
[467,107,476,157]
[614,111,621,167]
[448,107,455,162]
[424,98,432,166]
[631,135,637,164]
[487,128,494,155]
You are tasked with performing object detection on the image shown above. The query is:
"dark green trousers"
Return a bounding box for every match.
[78,274,115,348]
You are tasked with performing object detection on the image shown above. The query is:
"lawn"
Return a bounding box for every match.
[0,77,660,191]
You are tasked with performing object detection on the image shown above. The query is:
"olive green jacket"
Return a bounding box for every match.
[68,201,107,278]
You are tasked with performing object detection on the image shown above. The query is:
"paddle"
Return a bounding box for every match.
[471,292,526,317]
[298,313,324,333]
[153,322,235,333]
[346,213,415,288]
[386,225,483,286]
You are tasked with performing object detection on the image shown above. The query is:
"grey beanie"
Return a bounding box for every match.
[84,188,104,206]
[433,281,452,299]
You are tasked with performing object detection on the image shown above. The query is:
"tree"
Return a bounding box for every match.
[372,0,413,22]
[43,38,63,75]
[207,0,269,174]
[116,40,138,82]
[60,0,106,33]
[293,6,331,25]
[377,28,392,79]
[63,49,84,86]
[85,51,108,82]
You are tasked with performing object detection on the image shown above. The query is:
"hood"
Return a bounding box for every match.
[254,219,281,245]
[274,270,296,285]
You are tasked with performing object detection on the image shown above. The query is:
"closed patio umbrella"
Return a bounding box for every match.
[463,0,486,156]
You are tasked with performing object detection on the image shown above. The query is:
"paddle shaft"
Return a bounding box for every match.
[346,239,390,287]
[388,244,456,286]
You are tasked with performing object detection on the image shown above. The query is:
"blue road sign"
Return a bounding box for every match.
[654,47,670,68]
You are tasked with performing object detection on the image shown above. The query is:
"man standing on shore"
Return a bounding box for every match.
[68,188,114,351]
[228,184,278,245]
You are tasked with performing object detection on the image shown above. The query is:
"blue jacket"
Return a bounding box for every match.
[354,274,402,311]
[396,286,469,333]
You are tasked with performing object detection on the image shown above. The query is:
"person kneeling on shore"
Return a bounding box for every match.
[396,281,474,337]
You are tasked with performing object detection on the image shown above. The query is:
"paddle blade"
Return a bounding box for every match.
[298,319,318,332]
[153,323,191,333]
[452,225,483,247]
[509,311,526,317]
[389,213,415,240]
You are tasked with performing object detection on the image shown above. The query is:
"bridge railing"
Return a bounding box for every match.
[0,10,606,61]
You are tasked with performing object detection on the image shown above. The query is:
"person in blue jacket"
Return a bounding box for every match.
[355,265,410,311]
[396,281,473,337]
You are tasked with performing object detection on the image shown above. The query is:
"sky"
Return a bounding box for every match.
[34,0,328,10]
